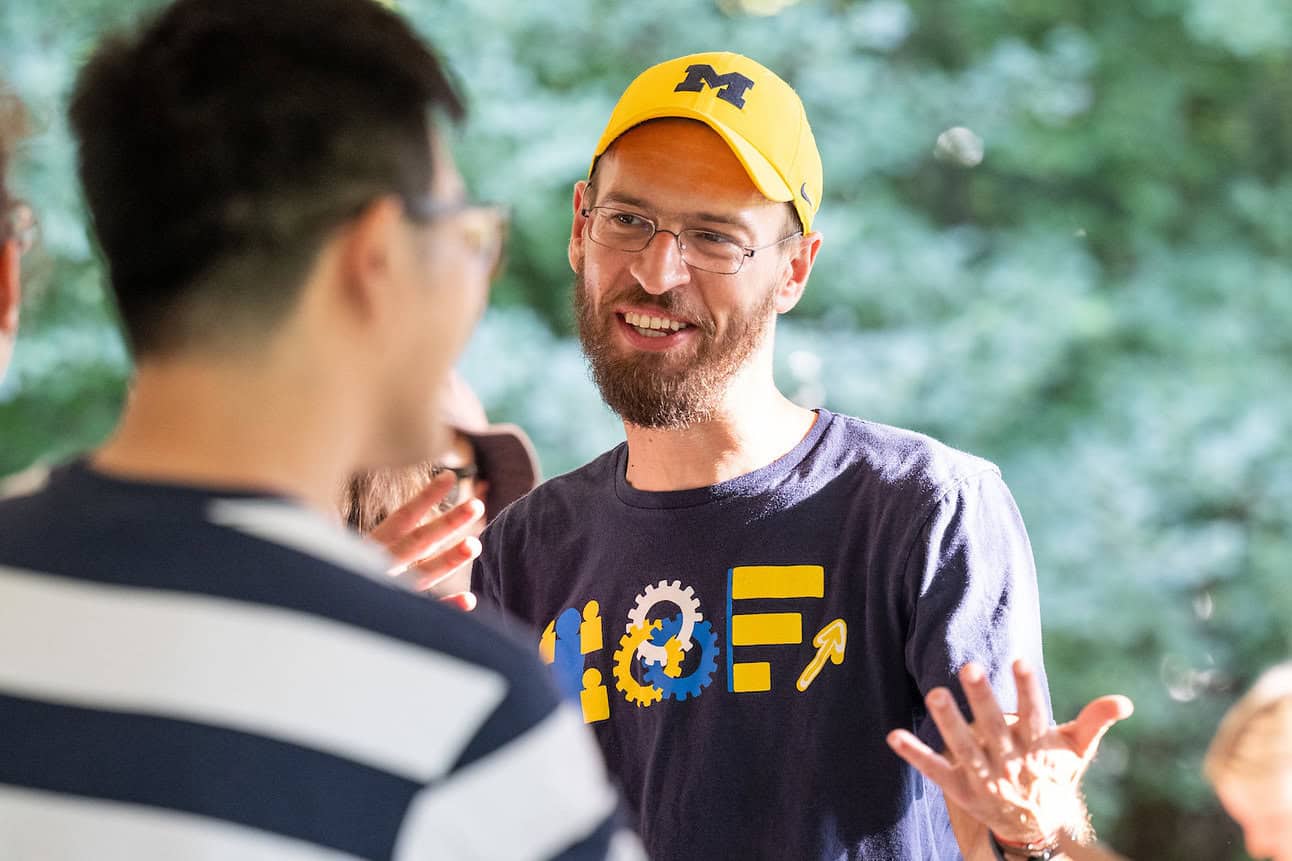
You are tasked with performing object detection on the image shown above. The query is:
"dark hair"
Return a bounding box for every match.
[69,0,464,356]
[0,82,30,243]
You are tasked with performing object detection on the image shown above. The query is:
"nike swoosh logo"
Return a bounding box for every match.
[800,182,814,207]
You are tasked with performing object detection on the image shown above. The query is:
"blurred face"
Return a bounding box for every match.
[568,120,805,429]
[1216,774,1292,861]
[434,431,488,535]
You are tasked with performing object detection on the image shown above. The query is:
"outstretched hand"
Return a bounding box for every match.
[886,659,1133,847]
[367,470,485,608]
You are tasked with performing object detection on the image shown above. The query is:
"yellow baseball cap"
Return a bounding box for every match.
[589,51,824,233]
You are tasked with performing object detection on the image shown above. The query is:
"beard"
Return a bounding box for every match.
[573,266,777,429]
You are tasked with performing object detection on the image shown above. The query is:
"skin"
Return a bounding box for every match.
[0,234,18,381]
[570,118,1133,857]
[93,129,492,531]
[439,431,490,539]
[568,119,821,492]
[1215,774,1292,861]
[888,661,1134,857]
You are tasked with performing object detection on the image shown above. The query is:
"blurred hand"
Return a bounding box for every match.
[1055,834,1131,861]
[886,659,1133,848]
[367,470,485,606]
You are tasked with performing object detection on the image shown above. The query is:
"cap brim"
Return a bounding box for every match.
[594,107,794,204]
[462,424,540,522]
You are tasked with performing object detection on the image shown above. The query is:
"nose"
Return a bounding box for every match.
[629,229,691,295]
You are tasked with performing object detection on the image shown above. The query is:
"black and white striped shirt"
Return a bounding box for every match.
[0,462,641,860]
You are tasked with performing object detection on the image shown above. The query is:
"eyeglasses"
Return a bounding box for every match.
[580,205,801,275]
[430,462,480,510]
[405,197,509,280]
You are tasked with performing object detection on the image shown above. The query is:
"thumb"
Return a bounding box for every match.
[1069,695,1134,761]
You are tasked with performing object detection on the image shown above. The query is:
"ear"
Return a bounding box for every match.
[568,180,591,274]
[773,230,822,315]
[0,238,20,337]
[335,196,408,322]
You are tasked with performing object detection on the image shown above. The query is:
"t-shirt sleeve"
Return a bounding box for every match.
[900,469,1051,749]
[393,642,645,860]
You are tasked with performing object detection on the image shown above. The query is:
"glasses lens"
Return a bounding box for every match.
[460,206,509,280]
[431,466,463,511]
[589,208,654,252]
[679,230,745,274]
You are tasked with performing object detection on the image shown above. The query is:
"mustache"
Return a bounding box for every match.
[601,283,716,336]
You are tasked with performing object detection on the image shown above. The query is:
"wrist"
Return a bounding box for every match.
[990,830,1061,861]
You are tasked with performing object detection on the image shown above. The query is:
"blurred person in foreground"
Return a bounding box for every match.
[473,51,1131,860]
[0,81,32,382]
[343,370,540,604]
[0,1,637,858]
[1059,661,1292,861]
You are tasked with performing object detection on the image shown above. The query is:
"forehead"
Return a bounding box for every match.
[594,119,774,217]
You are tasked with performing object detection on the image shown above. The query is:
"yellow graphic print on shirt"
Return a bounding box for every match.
[541,566,846,722]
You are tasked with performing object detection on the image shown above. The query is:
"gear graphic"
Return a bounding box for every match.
[644,617,719,701]
[612,620,664,707]
[649,615,686,678]
[626,579,703,665]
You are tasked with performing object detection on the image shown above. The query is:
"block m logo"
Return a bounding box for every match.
[673,64,756,109]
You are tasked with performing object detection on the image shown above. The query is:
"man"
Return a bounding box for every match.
[0,80,30,382]
[474,52,1129,860]
[0,2,638,858]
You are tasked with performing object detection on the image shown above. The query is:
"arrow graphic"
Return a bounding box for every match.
[796,618,847,692]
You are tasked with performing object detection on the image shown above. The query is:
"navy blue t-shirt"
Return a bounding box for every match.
[474,409,1051,860]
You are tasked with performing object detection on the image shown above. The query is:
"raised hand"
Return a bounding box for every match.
[366,469,485,603]
[886,659,1133,849]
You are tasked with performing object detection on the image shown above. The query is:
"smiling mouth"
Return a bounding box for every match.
[621,311,691,339]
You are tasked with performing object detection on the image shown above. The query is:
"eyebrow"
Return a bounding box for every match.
[597,191,756,231]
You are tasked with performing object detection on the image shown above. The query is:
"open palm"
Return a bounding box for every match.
[887,660,1133,847]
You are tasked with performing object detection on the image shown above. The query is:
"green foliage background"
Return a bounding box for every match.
[2,0,1289,856]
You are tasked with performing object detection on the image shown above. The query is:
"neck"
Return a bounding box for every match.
[93,351,364,515]
[621,365,817,492]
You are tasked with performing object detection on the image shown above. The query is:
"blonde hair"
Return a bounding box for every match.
[340,462,438,534]
[1204,662,1292,785]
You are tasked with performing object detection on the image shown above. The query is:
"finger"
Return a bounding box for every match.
[413,538,481,592]
[1013,658,1050,742]
[886,729,962,793]
[960,662,1015,764]
[925,686,990,779]
[367,471,457,544]
[383,498,484,568]
[437,591,478,612]
[1064,694,1134,762]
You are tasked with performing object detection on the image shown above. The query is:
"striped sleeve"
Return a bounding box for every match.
[396,703,644,860]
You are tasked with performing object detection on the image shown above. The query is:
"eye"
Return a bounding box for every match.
[611,211,650,228]
[690,230,737,247]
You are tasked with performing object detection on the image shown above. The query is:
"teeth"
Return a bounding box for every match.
[624,311,689,332]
